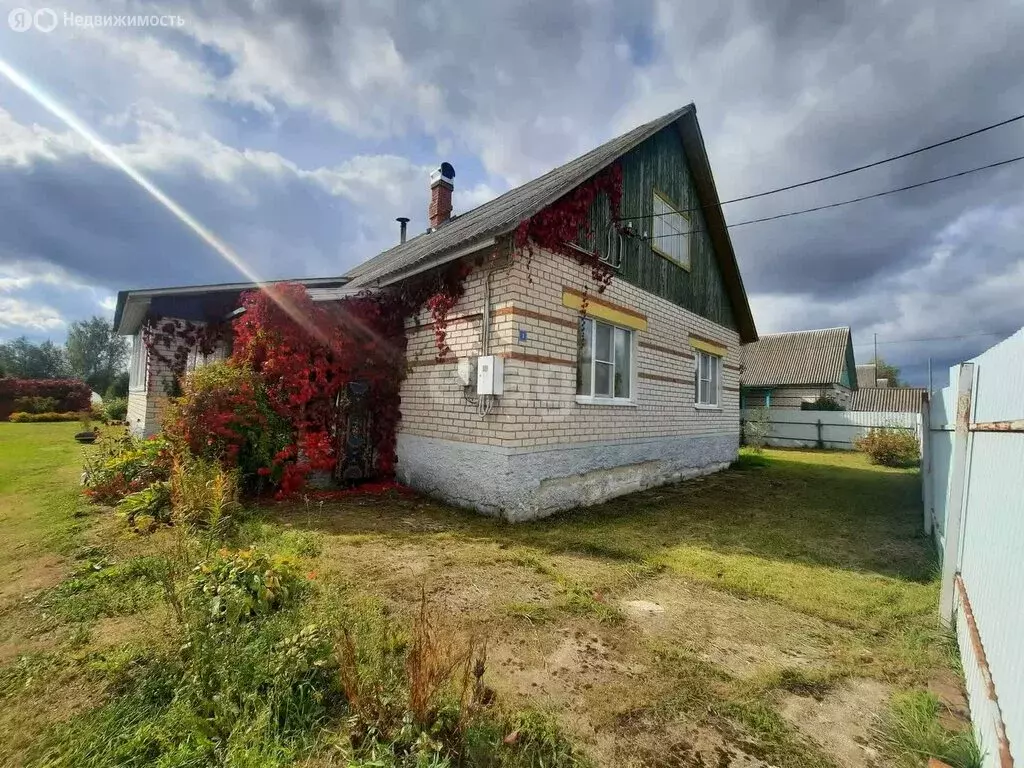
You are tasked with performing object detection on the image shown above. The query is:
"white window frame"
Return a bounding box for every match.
[576,317,637,406]
[695,350,721,409]
[651,190,691,270]
[128,332,147,392]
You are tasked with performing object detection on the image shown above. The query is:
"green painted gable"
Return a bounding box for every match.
[578,125,737,330]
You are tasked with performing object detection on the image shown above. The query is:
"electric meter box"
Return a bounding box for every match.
[455,358,476,386]
[476,355,504,396]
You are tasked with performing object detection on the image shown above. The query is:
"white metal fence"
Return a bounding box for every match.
[925,328,1023,768]
[741,408,921,450]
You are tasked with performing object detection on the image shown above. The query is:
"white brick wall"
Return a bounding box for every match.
[398,246,742,449]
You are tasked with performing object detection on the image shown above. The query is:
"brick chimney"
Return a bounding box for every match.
[428,162,455,229]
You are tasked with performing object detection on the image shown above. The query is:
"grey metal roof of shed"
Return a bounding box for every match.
[346,105,692,287]
[343,105,757,342]
[849,387,926,413]
[741,327,853,387]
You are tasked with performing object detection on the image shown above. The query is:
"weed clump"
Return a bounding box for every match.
[856,427,920,467]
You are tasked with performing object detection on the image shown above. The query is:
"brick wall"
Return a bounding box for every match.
[398,246,741,448]
[127,319,226,437]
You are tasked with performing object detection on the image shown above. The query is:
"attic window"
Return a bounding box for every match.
[651,191,690,270]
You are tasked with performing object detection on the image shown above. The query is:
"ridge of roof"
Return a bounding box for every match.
[342,104,757,342]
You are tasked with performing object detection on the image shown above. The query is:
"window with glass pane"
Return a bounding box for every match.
[695,351,720,406]
[577,318,634,400]
[652,192,690,269]
[128,332,146,390]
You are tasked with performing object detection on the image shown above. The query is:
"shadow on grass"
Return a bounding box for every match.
[264,449,936,586]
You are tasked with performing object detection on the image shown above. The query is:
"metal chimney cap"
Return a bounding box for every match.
[395,217,410,223]
[429,162,455,186]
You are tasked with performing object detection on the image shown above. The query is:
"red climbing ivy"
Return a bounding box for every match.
[142,318,228,395]
[513,162,623,295]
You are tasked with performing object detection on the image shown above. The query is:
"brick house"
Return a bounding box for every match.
[740,327,858,410]
[114,104,758,520]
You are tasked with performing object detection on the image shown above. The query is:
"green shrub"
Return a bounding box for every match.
[188,548,305,623]
[12,395,60,413]
[82,433,172,504]
[171,455,242,531]
[801,395,844,411]
[8,411,81,422]
[164,362,292,488]
[856,427,921,467]
[116,481,172,531]
[102,397,128,422]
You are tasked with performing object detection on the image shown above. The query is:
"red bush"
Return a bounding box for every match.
[0,379,91,421]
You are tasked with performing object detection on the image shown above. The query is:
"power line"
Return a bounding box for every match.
[616,109,1024,222]
[853,332,1004,347]
[640,153,1024,241]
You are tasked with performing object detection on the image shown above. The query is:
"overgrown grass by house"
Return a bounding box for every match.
[0,425,977,767]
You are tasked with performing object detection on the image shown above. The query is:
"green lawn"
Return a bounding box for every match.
[0,423,89,598]
[0,425,975,768]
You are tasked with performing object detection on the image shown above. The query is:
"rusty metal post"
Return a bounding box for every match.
[939,362,975,625]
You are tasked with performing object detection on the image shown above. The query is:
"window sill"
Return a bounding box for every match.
[694,404,722,411]
[576,396,637,407]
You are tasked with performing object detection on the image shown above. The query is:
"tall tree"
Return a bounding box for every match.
[869,356,903,387]
[65,316,129,393]
[0,337,69,378]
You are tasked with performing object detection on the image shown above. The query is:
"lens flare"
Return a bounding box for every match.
[0,56,329,343]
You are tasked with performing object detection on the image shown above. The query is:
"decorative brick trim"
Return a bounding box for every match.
[409,313,482,331]
[639,372,688,385]
[724,363,741,372]
[409,356,458,368]
[689,333,728,356]
[724,386,740,392]
[493,305,578,329]
[561,287,648,331]
[639,341,694,360]
[504,351,576,367]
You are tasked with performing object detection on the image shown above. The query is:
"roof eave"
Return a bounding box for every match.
[675,109,758,344]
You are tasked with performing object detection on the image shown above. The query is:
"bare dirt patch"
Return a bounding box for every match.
[780,679,890,768]
[0,552,65,605]
[620,574,848,678]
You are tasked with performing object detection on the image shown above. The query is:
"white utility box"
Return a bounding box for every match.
[476,355,504,395]
[456,358,476,386]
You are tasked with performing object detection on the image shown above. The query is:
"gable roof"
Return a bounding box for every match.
[849,387,926,413]
[345,104,757,342]
[855,363,893,388]
[742,327,856,388]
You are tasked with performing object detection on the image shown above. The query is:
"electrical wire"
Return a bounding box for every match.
[639,153,1024,241]
[616,109,1024,222]
[852,332,1004,347]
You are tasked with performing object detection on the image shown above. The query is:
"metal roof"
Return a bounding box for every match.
[344,104,757,343]
[741,327,854,387]
[113,276,352,335]
[849,387,926,413]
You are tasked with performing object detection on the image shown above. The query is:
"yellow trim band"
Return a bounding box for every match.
[689,335,727,357]
[561,290,648,331]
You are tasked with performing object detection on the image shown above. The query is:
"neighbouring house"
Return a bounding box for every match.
[740,327,858,410]
[849,387,927,413]
[856,362,892,388]
[114,104,758,520]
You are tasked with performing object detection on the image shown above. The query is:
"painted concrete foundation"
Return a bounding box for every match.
[396,432,739,521]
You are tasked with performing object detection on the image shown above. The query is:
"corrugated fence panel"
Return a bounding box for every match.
[930,327,1023,768]
[744,409,919,450]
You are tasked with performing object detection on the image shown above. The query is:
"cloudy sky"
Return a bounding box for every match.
[1,0,1021,386]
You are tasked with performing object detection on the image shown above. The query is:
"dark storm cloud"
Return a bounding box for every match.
[0,0,1021,382]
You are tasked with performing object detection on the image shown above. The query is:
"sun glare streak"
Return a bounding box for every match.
[0,56,329,343]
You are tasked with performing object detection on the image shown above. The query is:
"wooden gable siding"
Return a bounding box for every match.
[577,125,737,331]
